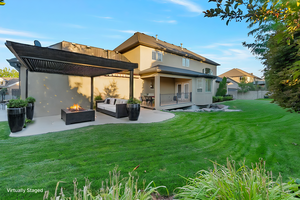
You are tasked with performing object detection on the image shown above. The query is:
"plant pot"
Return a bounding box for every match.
[127,104,140,121]
[7,107,26,133]
[26,103,34,120]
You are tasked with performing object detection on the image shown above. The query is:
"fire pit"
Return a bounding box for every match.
[61,104,95,125]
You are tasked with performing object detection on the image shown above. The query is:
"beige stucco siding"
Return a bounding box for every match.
[136,45,217,75]
[25,69,143,117]
[123,46,141,74]
[160,77,175,94]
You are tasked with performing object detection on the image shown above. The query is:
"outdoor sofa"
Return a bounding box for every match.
[96,98,128,118]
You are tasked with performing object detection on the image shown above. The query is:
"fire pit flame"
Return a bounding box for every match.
[68,104,85,111]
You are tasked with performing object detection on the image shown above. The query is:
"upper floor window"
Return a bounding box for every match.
[202,68,213,75]
[182,58,190,67]
[152,51,163,61]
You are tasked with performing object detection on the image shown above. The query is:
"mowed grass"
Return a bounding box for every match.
[0,99,300,199]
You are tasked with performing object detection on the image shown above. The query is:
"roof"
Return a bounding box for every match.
[219,68,262,80]
[5,41,138,77]
[0,77,19,87]
[215,76,231,83]
[7,58,20,71]
[114,32,220,66]
[139,65,217,78]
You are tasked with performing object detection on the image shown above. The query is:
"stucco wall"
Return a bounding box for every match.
[27,72,91,117]
[137,45,217,75]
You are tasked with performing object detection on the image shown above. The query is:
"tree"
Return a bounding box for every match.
[216,77,227,96]
[0,67,19,78]
[204,0,300,112]
[0,0,5,5]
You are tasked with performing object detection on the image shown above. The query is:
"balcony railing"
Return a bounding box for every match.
[160,92,192,106]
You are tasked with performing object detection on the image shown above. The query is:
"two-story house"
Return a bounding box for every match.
[219,68,262,83]
[7,32,220,117]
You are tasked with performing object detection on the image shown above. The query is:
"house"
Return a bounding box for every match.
[0,77,20,100]
[219,68,263,83]
[7,32,220,117]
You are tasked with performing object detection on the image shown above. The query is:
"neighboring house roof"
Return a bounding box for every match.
[219,68,262,80]
[215,76,231,83]
[114,32,220,66]
[0,77,19,87]
[227,77,239,84]
[139,65,218,78]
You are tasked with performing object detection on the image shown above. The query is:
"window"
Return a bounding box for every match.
[202,68,213,75]
[205,79,212,92]
[182,58,190,67]
[152,51,156,60]
[197,78,203,92]
[152,50,163,61]
[157,52,162,61]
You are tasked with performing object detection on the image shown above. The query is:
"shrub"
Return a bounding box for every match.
[216,77,227,96]
[127,98,141,104]
[44,167,167,200]
[94,95,103,101]
[224,96,233,101]
[6,99,27,108]
[176,158,300,199]
[26,96,36,103]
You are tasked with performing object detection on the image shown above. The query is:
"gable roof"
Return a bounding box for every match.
[0,77,19,87]
[219,68,262,80]
[114,32,220,66]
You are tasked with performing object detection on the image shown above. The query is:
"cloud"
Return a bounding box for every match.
[165,0,202,14]
[96,16,113,19]
[152,20,177,24]
[63,24,86,29]
[196,42,241,49]
[0,27,43,38]
[115,30,150,34]
[118,30,138,34]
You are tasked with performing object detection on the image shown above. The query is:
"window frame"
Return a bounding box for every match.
[205,79,212,92]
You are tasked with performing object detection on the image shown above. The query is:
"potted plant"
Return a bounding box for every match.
[127,98,141,121]
[7,99,27,133]
[94,95,103,109]
[26,96,36,120]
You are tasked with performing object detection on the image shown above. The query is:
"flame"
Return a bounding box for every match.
[70,104,81,111]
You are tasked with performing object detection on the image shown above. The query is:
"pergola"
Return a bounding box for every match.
[5,41,138,109]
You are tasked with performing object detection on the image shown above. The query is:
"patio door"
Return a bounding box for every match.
[184,83,189,99]
[177,84,182,99]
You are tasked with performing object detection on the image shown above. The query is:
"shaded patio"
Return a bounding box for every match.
[0,108,174,137]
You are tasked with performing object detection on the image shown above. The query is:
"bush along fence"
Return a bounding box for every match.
[213,95,233,103]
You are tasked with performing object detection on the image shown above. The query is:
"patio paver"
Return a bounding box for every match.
[0,108,174,137]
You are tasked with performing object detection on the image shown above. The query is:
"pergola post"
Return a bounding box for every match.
[91,77,94,109]
[129,70,134,99]
[25,69,28,98]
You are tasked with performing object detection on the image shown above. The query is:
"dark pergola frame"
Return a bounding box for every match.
[6,41,138,109]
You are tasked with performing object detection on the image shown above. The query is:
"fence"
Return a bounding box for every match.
[228,90,269,100]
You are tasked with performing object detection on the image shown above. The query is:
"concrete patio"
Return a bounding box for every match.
[0,108,174,137]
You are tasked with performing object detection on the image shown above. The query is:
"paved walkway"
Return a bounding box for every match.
[0,107,174,137]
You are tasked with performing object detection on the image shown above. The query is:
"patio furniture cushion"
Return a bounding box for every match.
[104,105,116,112]
[116,99,128,104]
[109,98,116,105]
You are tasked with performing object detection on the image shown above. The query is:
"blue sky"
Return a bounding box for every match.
[0,0,264,77]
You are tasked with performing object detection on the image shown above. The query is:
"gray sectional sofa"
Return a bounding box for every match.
[96,98,128,118]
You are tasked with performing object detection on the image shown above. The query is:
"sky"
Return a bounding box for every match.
[0,0,264,77]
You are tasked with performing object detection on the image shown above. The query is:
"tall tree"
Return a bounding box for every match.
[216,77,228,96]
[0,67,19,78]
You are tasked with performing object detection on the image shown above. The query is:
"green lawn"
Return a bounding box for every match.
[1,99,300,199]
